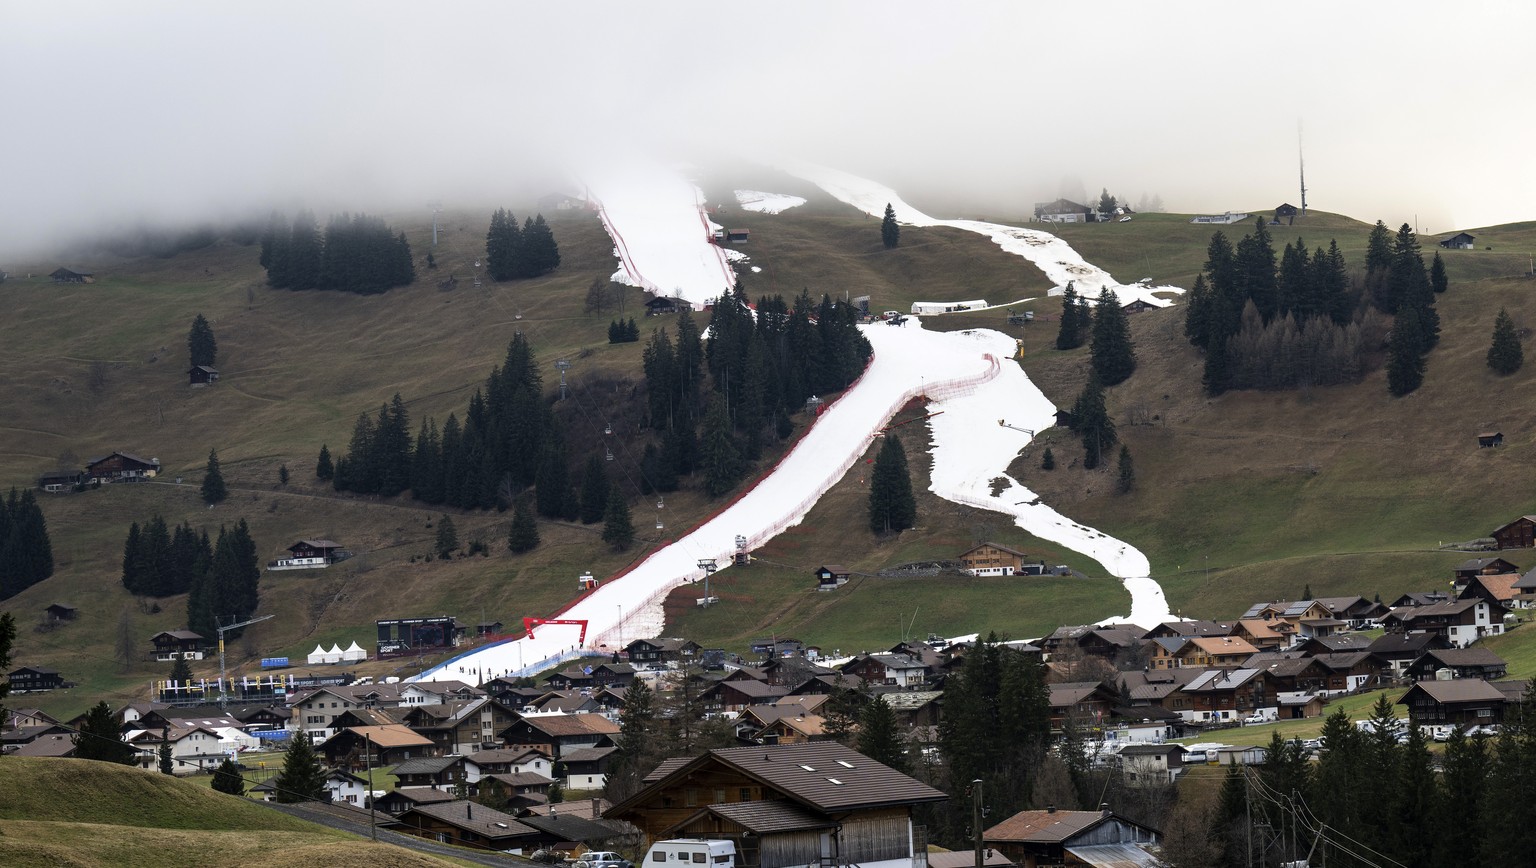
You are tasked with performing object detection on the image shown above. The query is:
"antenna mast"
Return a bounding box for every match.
[1298,122,1308,215]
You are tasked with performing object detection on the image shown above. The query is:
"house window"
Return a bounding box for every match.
[685,787,699,806]
[715,788,726,803]
[739,787,753,801]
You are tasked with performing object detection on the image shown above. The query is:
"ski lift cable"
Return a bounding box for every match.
[562,365,661,502]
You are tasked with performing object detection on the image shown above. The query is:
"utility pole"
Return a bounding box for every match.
[1298,121,1309,216]
[365,731,377,841]
[971,778,985,868]
[216,613,274,708]
[1245,768,1255,868]
[555,359,572,400]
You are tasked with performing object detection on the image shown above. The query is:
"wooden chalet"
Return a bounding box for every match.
[1439,232,1476,250]
[704,678,790,714]
[1034,199,1093,224]
[187,365,220,386]
[1479,432,1504,448]
[1047,681,1120,729]
[560,745,617,789]
[320,724,438,768]
[85,451,160,482]
[754,712,827,745]
[1231,619,1288,651]
[1309,652,1381,694]
[1274,203,1300,222]
[475,620,504,637]
[624,637,702,669]
[395,800,539,850]
[49,267,93,283]
[392,755,467,788]
[1492,515,1536,549]
[814,564,851,590]
[149,630,208,662]
[1311,596,1390,629]
[605,742,947,866]
[1176,668,1276,724]
[1398,679,1512,726]
[1458,573,1521,612]
[1143,620,1231,641]
[984,807,1159,868]
[269,539,350,571]
[1454,557,1521,586]
[498,711,619,760]
[373,786,458,815]
[403,697,518,755]
[1368,632,1449,676]
[43,603,77,623]
[1382,599,1499,647]
[1406,647,1509,682]
[37,470,80,492]
[465,746,553,782]
[1121,299,1155,314]
[645,296,681,316]
[7,666,67,693]
[959,543,1044,577]
[725,228,750,242]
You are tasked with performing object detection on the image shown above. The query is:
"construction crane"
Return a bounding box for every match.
[217,613,274,708]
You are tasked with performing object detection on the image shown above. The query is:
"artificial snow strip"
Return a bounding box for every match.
[734,190,807,214]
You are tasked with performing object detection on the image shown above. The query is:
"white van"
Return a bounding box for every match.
[644,839,736,868]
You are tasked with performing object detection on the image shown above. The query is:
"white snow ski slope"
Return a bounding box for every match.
[582,161,736,307]
[783,162,1182,308]
[415,320,1016,682]
[735,189,807,214]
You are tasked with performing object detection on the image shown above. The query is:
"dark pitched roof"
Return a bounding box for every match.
[1413,647,1507,668]
[400,800,538,839]
[1399,679,1507,704]
[511,713,620,738]
[517,812,621,843]
[985,809,1112,843]
[622,742,945,816]
[392,756,464,776]
[673,800,838,834]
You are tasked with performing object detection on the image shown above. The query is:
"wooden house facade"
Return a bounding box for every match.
[958,543,1031,577]
[1492,516,1536,549]
[85,451,160,482]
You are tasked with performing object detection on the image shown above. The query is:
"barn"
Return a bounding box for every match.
[1440,232,1476,250]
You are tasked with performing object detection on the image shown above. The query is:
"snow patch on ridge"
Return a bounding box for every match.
[735,190,806,214]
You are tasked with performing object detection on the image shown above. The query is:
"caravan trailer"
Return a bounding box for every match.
[644,840,737,868]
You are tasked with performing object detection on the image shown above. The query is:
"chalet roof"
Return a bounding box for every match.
[1514,567,1536,591]
[1037,198,1091,214]
[1117,743,1186,756]
[642,756,693,784]
[621,742,946,816]
[12,734,77,757]
[333,725,435,749]
[1154,619,1231,637]
[1312,596,1384,616]
[1490,680,1529,702]
[1493,515,1536,535]
[189,365,219,374]
[37,471,79,482]
[1049,682,1112,707]
[1281,600,1323,617]
[1368,632,1445,656]
[1185,636,1259,656]
[1413,647,1507,669]
[674,800,838,834]
[961,542,1030,559]
[400,800,538,840]
[1311,652,1375,671]
[984,809,1111,843]
[1257,657,1326,678]
[760,713,826,738]
[1399,679,1507,704]
[927,850,1016,868]
[1441,232,1476,243]
[1302,634,1373,653]
[561,746,618,763]
[150,630,206,642]
[517,811,621,843]
[1457,557,1516,572]
[626,637,698,652]
[511,712,620,738]
[336,708,403,727]
[392,756,464,776]
[1462,573,1520,602]
[86,451,157,468]
[523,796,611,818]
[1234,620,1285,640]
[1183,668,1263,692]
[713,679,789,699]
[816,564,851,575]
[292,539,343,550]
[1388,599,1484,621]
[469,747,549,766]
[385,787,458,806]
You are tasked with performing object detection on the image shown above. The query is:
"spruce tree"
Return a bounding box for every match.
[700,394,741,498]
[857,695,906,773]
[159,740,175,774]
[601,488,635,552]
[278,464,289,486]
[0,489,55,599]
[435,515,459,558]
[273,734,327,802]
[201,448,227,504]
[507,497,540,553]
[606,679,657,803]
[1116,445,1134,494]
[187,313,217,368]
[212,757,247,795]
[1041,447,1055,471]
[1387,304,1427,396]
[579,454,610,525]
[867,435,917,535]
[1089,288,1136,385]
[169,655,193,685]
[1069,373,1116,469]
[1430,250,1449,294]
[121,521,144,594]
[1055,284,1084,350]
[73,701,138,764]
[1488,307,1523,375]
[881,203,900,249]
[315,444,333,480]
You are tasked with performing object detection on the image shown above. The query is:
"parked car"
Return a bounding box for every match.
[578,853,633,868]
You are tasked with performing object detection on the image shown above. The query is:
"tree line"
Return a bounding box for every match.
[260,210,415,294]
[120,516,260,639]
[0,488,54,600]
[486,209,560,281]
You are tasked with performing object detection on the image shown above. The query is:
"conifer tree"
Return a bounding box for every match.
[159,740,175,774]
[579,454,610,525]
[0,488,55,599]
[435,515,459,558]
[507,496,540,553]
[1069,374,1116,469]
[700,394,741,498]
[169,655,193,685]
[1488,307,1523,375]
[535,434,570,519]
[273,734,327,802]
[201,449,227,504]
[315,444,333,480]
[212,757,246,795]
[606,679,657,803]
[881,203,900,249]
[1387,304,1427,396]
[602,488,635,552]
[1116,445,1134,494]
[0,612,12,715]
[857,695,906,773]
[73,701,137,764]
[121,520,144,594]
[1182,274,1210,348]
[1430,250,1449,294]
[187,313,217,368]
[1056,283,1085,350]
[1089,288,1136,385]
[1041,447,1055,471]
[867,435,917,535]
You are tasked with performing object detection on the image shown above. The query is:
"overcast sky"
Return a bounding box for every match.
[4,0,1531,258]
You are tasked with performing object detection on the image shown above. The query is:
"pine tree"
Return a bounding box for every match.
[1056,284,1085,350]
[187,313,217,368]
[507,497,540,553]
[0,612,13,715]
[121,520,144,594]
[273,733,327,802]
[1116,445,1134,494]
[1430,250,1449,294]
[201,448,227,504]
[1488,307,1523,375]
[606,679,657,803]
[700,394,741,498]
[435,515,459,558]
[278,464,289,486]
[1041,447,1055,471]
[1098,188,1117,215]
[315,444,333,480]
[1069,373,1116,469]
[1387,304,1427,396]
[169,655,193,685]
[73,701,137,764]
[857,695,906,772]
[159,739,175,774]
[602,488,634,551]
[881,203,900,249]
[0,488,54,599]
[1089,288,1136,385]
[579,454,610,525]
[212,757,247,795]
[868,434,917,534]
[535,434,570,519]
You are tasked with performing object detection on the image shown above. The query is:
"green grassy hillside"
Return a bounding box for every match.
[5,183,1536,716]
[0,757,458,868]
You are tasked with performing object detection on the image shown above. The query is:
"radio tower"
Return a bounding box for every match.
[1298,123,1308,216]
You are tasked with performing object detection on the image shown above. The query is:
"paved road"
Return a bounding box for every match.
[260,799,526,867]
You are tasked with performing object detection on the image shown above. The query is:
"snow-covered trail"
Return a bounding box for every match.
[782,162,1182,308]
